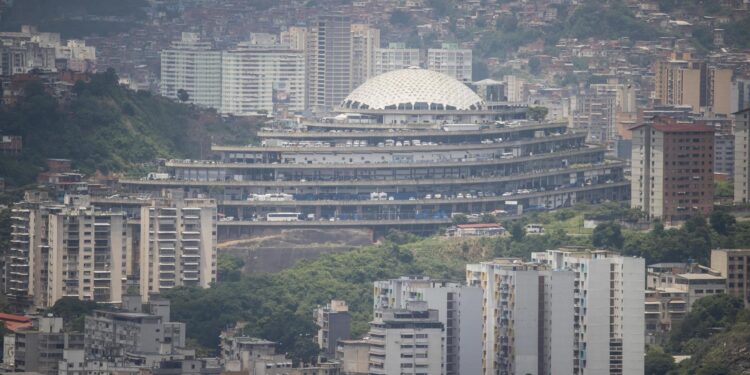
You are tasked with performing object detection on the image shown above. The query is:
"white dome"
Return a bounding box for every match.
[341,67,484,111]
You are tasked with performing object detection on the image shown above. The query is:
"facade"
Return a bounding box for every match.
[46,206,128,307]
[531,248,645,375]
[350,24,380,89]
[571,86,617,145]
[734,108,750,203]
[84,295,187,363]
[220,41,306,115]
[55,39,96,72]
[711,249,750,306]
[120,68,628,240]
[630,116,715,222]
[314,300,352,358]
[654,54,733,115]
[644,288,688,345]
[336,339,369,375]
[373,43,420,77]
[367,302,443,375]
[427,43,472,83]
[306,14,352,112]
[13,317,84,375]
[466,259,574,375]
[280,26,307,51]
[139,196,217,299]
[159,32,223,109]
[715,132,735,179]
[373,277,482,375]
[732,77,750,113]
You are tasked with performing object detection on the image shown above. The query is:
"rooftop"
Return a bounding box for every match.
[341,67,484,111]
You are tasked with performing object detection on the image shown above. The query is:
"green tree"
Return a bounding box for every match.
[50,297,100,332]
[177,89,190,102]
[592,222,624,250]
[389,10,411,26]
[645,347,675,375]
[709,209,736,236]
[528,106,548,122]
[217,254,245,282]
[452,214,468,225]
[528,56,542,75]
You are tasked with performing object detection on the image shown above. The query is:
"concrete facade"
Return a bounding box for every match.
[734,109,750,203]
[160,32,223,109]
[711,249,750,306]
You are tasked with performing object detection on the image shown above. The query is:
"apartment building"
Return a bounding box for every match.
[160,32,223,109]
[427,43,472,83]
[280,26,307,51]
[734,108,750,203]
[654,53,733,115]
[373,276,482,375]
[630,116,715,222]
[531,248,645,375]
[13,317,84,375]
[732,77,750,113]
[306,14,352,112]
[367,302,443,375]
[711,249,750,306]
[647,263,726,310]
[5,192,57,309]
[139,195,217,299]
[314,300,352,358]
[644,288,687,345]
[571,87,617,145]
[350,24,380,89]
[715,132,735,179]
[220,41,306,115]
[373,43,419,77]
[84,294,187,363]
[46,206,129,307]
[466,258,574,375]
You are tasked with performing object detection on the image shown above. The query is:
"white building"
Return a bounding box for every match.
[531,248,645,375]
[427,43,472,83]
[373,277,482,375]
[55,39,96,72]
[373,43,419,77]
[221,41,306,115]
[350,24,380,89]
[367,301,443,375]
[160,32,223,109]
[466,258,574,375]
[139,195,217,300]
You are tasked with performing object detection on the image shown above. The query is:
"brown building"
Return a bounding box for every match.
[711,249,750,306]
[0,135,22,155]
[631,116,715,222]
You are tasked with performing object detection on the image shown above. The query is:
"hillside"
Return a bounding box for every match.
[0,69,260,188]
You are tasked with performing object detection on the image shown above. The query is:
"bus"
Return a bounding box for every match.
[266,212,302,222]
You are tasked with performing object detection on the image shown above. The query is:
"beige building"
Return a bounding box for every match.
[630,117,715,222]
[734,108,750,203]
[350,24,380,89]
[654,53,733,115]
[280,26,307,51]
[139,196,217,300]
[711,249,750,306]
[336,339,370,375]
[46,207,129,307]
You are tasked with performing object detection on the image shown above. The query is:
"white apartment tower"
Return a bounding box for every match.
[139,197,217,300]
[350,24,380,89]
[221,41,306,115]
[373,43,420,77]
[373,277,482,375]
[735,108,750,203]
[160,32,222,109]
[427,43,472,83]
[46,208,128,307]
[368,301,443,375]
[306,14,352,112]
[531,248,645,375]
[466,259,575,375]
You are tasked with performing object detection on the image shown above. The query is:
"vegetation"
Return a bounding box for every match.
[564,0,662,41]
[0,0,147,38]
[49,297,102,332]
[0,70,260,188]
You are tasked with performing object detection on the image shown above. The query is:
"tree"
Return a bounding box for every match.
[510,222,525,241]
[528,106,548,122]
[592,222,624,250]
[217,254,245,282]
[645,347,675,375]
[177,89,190,102]
[389,10,411,26]
[710,209,736,236]
[528,56,542,75]
[452,214,468,225]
